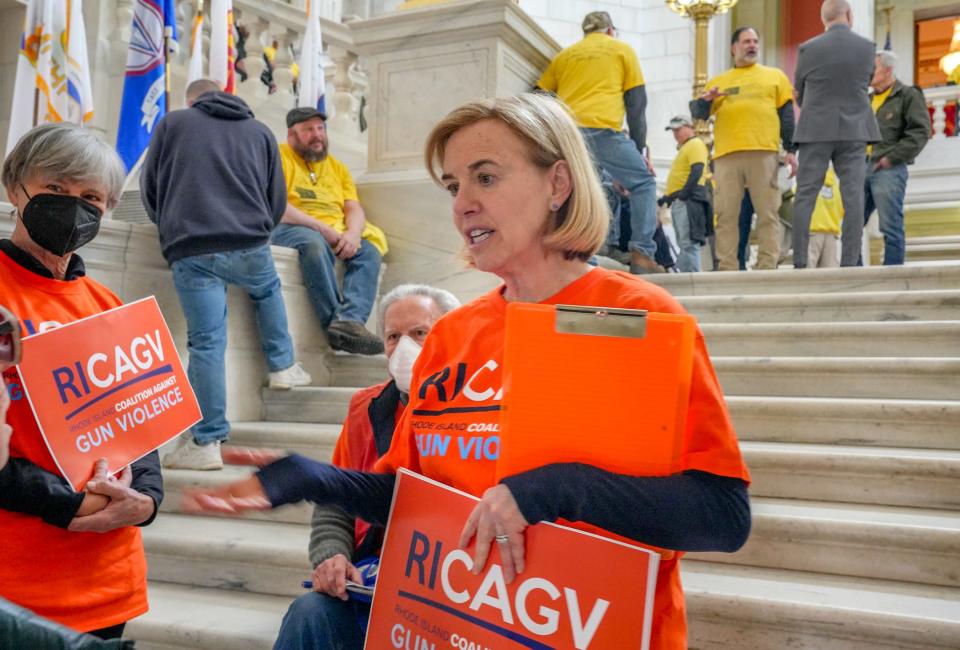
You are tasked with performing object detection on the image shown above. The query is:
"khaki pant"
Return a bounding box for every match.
[807,231,840,268]
[714,150,782,271]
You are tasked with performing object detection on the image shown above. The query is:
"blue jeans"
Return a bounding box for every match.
[171,245,295,444]
[864,161,908,265]
[580,128,657,258]
[271,224,381,327]
[273,592,370,650]
[671,200,701,273]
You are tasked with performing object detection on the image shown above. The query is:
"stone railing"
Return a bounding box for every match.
[166,0,368,137]
[924,85,959,139]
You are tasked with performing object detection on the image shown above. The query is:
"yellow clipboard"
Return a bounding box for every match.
[495,303,696,481]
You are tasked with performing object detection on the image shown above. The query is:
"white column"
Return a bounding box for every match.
[849,0,875,41]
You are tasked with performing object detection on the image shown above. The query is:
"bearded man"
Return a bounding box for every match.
[272,107,387,355]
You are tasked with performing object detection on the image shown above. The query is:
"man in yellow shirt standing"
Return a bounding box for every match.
[691,27,798,271]
[660,116,710,272]
[537,11,660,274]
[807,166,844,268]
[272,107,388,355]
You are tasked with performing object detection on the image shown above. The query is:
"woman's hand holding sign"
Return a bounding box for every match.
[459,484,529,584]
[69,458,155,532]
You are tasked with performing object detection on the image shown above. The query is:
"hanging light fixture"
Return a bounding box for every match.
[939,19,960,77]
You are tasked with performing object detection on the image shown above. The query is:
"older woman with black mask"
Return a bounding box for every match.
[0,123,162,641]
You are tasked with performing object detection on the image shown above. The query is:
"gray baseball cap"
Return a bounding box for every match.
[665,115,694,130]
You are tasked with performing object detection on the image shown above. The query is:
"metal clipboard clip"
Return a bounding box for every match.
[554,304,648,339]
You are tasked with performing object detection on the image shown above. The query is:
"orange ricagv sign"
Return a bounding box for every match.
[16,296,200,490]
[366,470,660,650]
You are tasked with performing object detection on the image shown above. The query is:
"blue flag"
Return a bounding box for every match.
[116,0,177,174]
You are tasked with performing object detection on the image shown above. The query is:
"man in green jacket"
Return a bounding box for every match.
[865,50,931,265]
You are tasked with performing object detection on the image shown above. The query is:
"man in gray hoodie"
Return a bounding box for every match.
[141,79,311,471]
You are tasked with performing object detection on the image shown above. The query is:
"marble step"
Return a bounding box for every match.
[126,582,288,650]
[324,352,388,387]
[714,356,960,400]
[262,385,357,423]
[142,514,310,598]
[742,442,960,510]
[648,261,960,297]
[679,289,960,323]
[702,321,960,357]
[691,498,960,588]
[229,420,340,458]
[683,561,960,650]
[729,396,960,450]
[268,357,960,420]
[906,237,960,262]
[161,465,313,525]
[131,568,960,650]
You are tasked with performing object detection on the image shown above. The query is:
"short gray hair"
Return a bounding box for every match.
[2,123,125,209]
[876,50,898,71]
[377,284,461,335]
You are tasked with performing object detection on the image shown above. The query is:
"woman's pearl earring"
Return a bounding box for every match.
[550,202,560,211]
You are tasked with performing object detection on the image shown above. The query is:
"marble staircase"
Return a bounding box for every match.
[126,262,960,649]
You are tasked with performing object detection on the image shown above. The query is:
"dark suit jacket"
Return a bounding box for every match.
[794,24,881,143]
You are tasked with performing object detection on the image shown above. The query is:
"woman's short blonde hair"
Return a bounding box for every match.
[424,93,609,263]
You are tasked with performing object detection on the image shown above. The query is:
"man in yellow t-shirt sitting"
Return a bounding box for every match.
[691,26,798,271]
[660,116,710,273]
[271,107,388,355]
[537,11,660,274]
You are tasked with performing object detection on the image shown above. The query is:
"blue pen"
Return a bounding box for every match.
[301,580,313,589]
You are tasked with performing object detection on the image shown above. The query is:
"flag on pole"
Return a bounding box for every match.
[187,1,205,84]
[116,0,178,174]
[209,0,235,93]
[6,0,95,155]
[297,0,330,116]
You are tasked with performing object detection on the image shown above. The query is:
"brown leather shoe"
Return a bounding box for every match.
[326,320,385,355]
[629,251,665,275]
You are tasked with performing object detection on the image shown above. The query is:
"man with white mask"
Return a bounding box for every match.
[272,284,459,650]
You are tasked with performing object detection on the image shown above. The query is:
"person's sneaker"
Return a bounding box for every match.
[268,362,312,390]
[629,251,666,275]
[326,320,385,356]
[162,437,223,470]
[598,244,631,266]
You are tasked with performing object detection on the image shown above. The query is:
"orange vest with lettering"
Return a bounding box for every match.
[377,267,750,650]
[0,250,149,632]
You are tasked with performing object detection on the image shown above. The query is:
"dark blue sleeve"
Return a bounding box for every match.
[256,454,395,526]
[500,464,751,552]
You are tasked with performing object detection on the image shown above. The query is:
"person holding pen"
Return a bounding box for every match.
[183,93,751,650]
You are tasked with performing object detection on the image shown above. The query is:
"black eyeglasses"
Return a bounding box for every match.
[0,306,21,366]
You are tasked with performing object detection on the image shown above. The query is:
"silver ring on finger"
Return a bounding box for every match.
[495,534,510,544]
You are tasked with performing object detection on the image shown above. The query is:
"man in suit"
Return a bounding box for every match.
[792,0,880,268]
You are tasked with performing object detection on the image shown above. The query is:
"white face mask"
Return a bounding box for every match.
[388,335,422,394]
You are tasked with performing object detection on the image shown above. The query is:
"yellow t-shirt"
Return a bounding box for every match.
[809,168,843,234]
[537,32,645,130]
[279,143,388,255]
[666,136,709,195]
[264,46,277,62]
[705,63,794,158]
[867,86,893,155]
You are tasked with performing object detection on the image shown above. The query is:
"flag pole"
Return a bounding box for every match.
[163,26,172,111]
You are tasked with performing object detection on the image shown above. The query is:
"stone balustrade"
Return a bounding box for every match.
[924,85,959,139]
